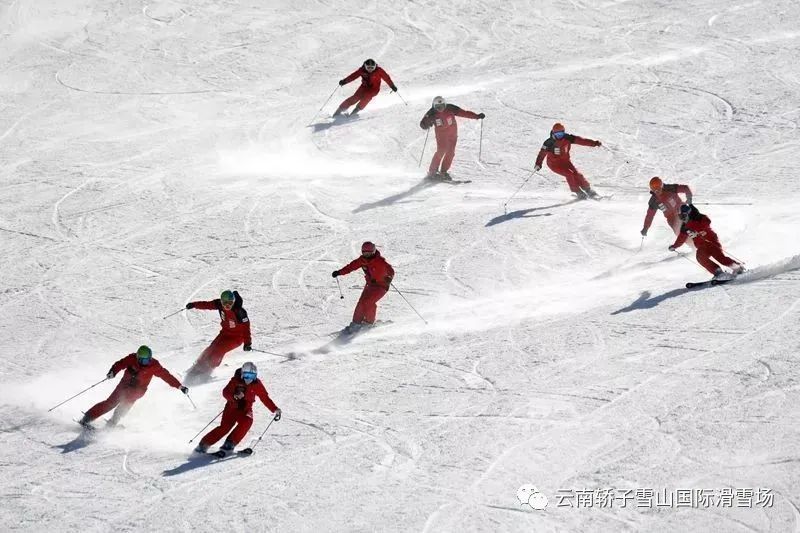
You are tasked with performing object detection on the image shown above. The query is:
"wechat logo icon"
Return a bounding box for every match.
[517,484,548,511]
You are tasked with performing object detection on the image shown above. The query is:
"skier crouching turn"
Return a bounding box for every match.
[80,346,188,428]
[333,58,397,117]
[670,204,744,280]
[533,122,601,199]
[332,241,394,333]
[194,362,281,457]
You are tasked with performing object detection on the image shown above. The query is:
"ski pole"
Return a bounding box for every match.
[48,378,109,412]
[394,91,408,106]
[250,416,277,452]
[162,308,185,320]
[251,347,290,358]
[418,130,430,168]
[693,233,746,265]
[502,170,536,213]
[391,283,427,325]
[189,409,223,443]
[335,277,344,299]
[308,86,339,125]
[672,249,705,271]
[638,235,645,252]
[479,119,484,161]
[185,393,197,410]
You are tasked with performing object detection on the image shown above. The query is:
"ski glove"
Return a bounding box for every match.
[477,113,485,119]
[668,245,677,252]
[338,79,346,86]
[185,302,195,309]
[332,270,340,278]
[106,370,115,379]
[243,343,252,352]
[273,408,282,421]
[390,85,397,92]
[534,164,542,172]
[180,386,189,394]
[233,391,245,400]
[640,228,648,237]
[383,276,393,286]
[594,140,602,147]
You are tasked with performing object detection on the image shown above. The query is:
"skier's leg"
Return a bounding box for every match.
[207,335,243,369]
[440,136,458,172]
[695,247,720,275]
[352,88,378,113]
[226,412,254,446]
[570,164,591,191]
[352,285,369,323]
[708,245,738,268]
[334,89,364,115]
[428,143,446,175]
[108,392,141,426]
[550,163,579,192]
[362,286,388,324]
[199,408,237,448]
[83,384,125,421]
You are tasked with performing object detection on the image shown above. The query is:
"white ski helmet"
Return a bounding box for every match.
[432,96,446,111]
[241,362,257,384]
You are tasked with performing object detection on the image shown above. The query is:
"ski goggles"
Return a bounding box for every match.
[137,355,152,365]
[552,131,566,139]
[242,371,257,383]
[221,299,235,309]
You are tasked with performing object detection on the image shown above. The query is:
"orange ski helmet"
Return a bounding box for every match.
[649,176,663,192]
[551,123,565,133]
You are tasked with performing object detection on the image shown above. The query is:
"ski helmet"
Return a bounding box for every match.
[363,58,377,72]
[432,96,446,111]
[241,362,257,384]
[679,203,692,221]
[649,176,663,192]
[551,123,566,139]
[361,241,377,257]
[220,290,235,307]
[136,345,152,365]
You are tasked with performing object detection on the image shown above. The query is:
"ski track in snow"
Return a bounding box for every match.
[1,0,800,531]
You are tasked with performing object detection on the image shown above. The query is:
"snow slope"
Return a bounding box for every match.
[1,0,800,531]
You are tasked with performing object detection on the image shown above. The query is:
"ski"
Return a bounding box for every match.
[209,449,253,459]
[686,278,733,289]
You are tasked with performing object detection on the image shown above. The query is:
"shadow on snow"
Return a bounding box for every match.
[353,179,437,213]
[485,200,580,227]
[611,288,692,314]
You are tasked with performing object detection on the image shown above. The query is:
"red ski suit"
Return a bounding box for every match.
[189,292,251,374]
[337,66,396,113]
[672,211,739,275]
[200,369,279,448]
[338,251,394,324]
[85,354,182,421]
[420,104,481,174]
[642,184,693,235]
[534,134,600,193]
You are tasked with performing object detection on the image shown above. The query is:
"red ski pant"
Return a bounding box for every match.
[548,161,590,193]
[695,243,738,275]
[85,383,145,422]
[195,333,244,372]
[429,134,458,174]
[200,405,253,447]
[337,86,380,113]
[353,284,388,324]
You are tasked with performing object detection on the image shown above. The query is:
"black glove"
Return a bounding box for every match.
[180,386,189,394]
[390,85,397,92]
[534,164,542,172]
[594,140,602,147]
[185,302,195,309]
[243,343,252,352]
[668,245,677,252]
[233,391,244,400]
[338,79,346,86]
[640,228,648,237]
[384,276,393,286]
[106,370,115,379]
[332,270,340,278]
[273,408,282,421]
[477,113,485,119]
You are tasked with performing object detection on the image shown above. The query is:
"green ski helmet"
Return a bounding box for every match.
[220,290,235,308]
[136,345,153,365]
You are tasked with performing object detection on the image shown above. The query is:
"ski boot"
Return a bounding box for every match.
[439,171,453,181]
[712,268,733,282]
[349,106,362,117]
[213,440,235,458]
[574,189,588,200]
[424,171,439,180]
[344,322,363,335]
[731,264,745,276]
[78,414,95,430]
[332,107,345,118]
[193,443,209,455]
[583,187,599,199]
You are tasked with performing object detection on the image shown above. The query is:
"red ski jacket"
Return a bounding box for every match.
[642,184,693,231]
[341,66,395,92]
[420,104,481,139]
[672,212,721,249]
[535,134,600,167]
[222,369,279,415]
[108,354,182,392]
[189,291,252,343]
[338,250,395,289]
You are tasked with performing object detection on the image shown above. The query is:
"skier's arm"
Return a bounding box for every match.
[379,68,397,91]
[338,257,363,276]
[671,229,689,249]
[154,363,182,389]
[677,184,693,204]
[571,135,601,147]
[341,69,361,85]
[449,105,481,120]
[109,354,135,375]
[642,208,657,232]
[534,146,548,168]
[384,262,395,284]
[241,316,252,346]
[221,378,237,402]
[255,382,279,412]
[420,111,434,130]
[187,300,217,310]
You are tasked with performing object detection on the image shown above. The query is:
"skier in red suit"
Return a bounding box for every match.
[332,241,394,333]
[79,346,188,427]
[194,362,281,457]
[185,290,252,383]
[670,204,744,278]
[641,176,693,236]
[420,96,484,180]
[534,123,602,199]
[333,59,397,117]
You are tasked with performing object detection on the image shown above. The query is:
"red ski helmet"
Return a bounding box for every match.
[551,123,565,133]
[361,241,377,257]
[649,176,663,192]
